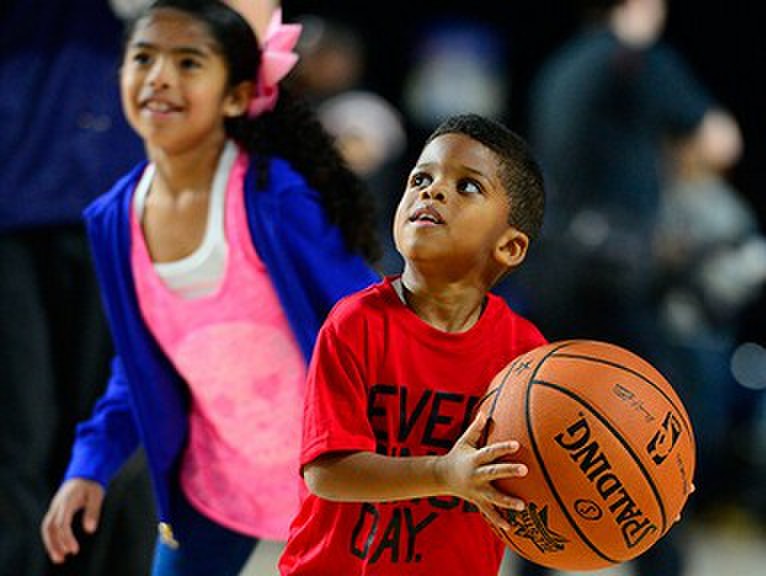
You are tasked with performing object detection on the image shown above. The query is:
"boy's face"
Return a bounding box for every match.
[394,133,525,282]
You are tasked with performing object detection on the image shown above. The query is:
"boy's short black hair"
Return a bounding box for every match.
[427,114,545,241]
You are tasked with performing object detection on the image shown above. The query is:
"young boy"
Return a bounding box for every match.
[279,114,547,575]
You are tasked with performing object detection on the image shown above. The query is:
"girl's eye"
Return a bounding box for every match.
[179,57,202,70]
[459,179,482,194]
[131,51,151,66]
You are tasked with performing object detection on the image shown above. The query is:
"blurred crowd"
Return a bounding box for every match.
[1,1,764,575]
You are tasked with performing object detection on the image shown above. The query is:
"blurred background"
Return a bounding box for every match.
[2,1,763,575]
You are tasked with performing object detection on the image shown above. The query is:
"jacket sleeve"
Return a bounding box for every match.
[64,356,140,487]
[287,183,379,308]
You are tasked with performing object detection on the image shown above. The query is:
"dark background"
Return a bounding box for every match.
[284,0,766,350]
[284,0,765,220]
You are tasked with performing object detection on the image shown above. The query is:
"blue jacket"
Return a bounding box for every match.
[64,156,380,538]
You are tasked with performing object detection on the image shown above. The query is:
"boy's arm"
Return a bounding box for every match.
[304,412,527,530]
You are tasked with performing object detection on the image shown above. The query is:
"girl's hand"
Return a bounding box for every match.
[41,478,104,564]
[436,412,527,531]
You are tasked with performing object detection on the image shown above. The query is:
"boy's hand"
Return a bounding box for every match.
[437,412,527,531]
[41,478,104,564]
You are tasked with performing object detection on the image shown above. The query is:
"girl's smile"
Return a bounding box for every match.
[140,96,184,117]
[121,8,247,157]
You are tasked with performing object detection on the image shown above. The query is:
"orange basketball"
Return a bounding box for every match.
[478,340,695,571]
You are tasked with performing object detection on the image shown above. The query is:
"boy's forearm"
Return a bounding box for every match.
[304,451,450,503]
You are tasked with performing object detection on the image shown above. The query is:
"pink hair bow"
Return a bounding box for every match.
[245,8,302,117]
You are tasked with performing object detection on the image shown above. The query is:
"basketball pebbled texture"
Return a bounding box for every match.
[478,340,695,571]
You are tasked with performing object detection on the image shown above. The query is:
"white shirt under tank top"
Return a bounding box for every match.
[132,142,237,299]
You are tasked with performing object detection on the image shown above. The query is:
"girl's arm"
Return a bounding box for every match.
[304,412,527,530]
[64,356,140,486]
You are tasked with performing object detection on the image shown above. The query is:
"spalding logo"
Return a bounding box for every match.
[554,415,659,548]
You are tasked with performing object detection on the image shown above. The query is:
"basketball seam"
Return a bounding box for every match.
[479,359,522,447]
[550,352,693,437]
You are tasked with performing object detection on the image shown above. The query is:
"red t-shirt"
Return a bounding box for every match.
[279,277,546,576]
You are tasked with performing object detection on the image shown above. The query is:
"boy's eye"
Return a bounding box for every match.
[410,173,432,188]
[459,179,482,194]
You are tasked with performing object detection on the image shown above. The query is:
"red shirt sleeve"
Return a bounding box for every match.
[300,315,377,468]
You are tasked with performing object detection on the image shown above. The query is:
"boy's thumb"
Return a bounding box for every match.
[463,411,489,447]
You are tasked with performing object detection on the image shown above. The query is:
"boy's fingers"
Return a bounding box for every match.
[486,485,526,512]
[478,440,521,464]
[478,503,512,532]
[479,461,528,481]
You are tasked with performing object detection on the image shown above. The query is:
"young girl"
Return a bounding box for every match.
[41,1,380,574]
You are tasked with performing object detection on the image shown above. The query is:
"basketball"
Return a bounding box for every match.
[478,340,695,571]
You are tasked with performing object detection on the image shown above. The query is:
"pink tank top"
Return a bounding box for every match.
[131,149,306,540]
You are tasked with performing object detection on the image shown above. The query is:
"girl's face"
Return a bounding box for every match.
[394,133,528,283]
[121,8,250,156]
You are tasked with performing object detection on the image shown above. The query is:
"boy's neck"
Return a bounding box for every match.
[394,275,488,334]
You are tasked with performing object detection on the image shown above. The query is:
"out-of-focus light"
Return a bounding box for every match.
[731,342,766,390]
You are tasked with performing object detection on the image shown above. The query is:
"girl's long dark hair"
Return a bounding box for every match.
[129,0,381,263]
[236,91,381,263]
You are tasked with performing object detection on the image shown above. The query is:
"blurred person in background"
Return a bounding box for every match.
[656,133,766,519]
[317,91,407,274]
[0,1,156,575]
[399,16,511,186]
[401,18,510,135]
[287,14,366,106]
[527,0,742,357]
[517,0,742,574]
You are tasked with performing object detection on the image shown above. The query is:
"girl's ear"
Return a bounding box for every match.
[494,227,529,269]
[223,81,254,118]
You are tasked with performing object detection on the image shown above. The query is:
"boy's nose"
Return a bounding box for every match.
[419,184,446,202]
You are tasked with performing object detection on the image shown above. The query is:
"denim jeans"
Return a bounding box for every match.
[151,493,258,576]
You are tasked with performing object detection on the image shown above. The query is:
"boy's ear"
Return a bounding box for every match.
[495,227,530,269]
[223,81,254,118]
